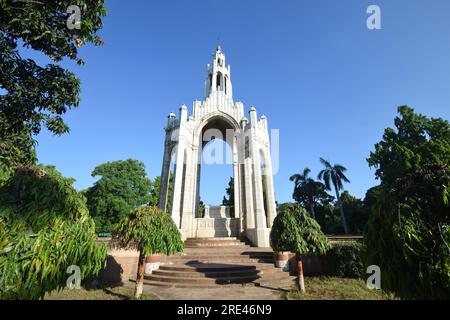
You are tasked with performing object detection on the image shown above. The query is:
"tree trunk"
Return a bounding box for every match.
[308,201,316,220]
[334,186,349,234]
[296,253,305,293]
[135,252,145,299]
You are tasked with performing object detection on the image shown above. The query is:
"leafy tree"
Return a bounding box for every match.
[328,242,364,278]
[149,176,160,206]
[340,191,370,234]
[150,174,174,212]
[222,177,235,216]
[270,205,330,292]
[363,185,382,210]
[0,118,36,182]
[276,202,298,213]
[198,200,205,218]
[0,0,106,136]
[365,106,450,299]
[315,203,341,234]
[85,159,153,233]
[290,168,332,219]
[115,206,184,299]
[318,158,351,234]
[0,165,107,299]
[0,0,106,171]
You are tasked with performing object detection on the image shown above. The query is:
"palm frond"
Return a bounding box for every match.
[335,177,343,191]
[317,170,325,181]
[334,164,347,172]
[303,168,311,178]
[323,171,331,190]
[336,169,350,183]
[319,158,332,169]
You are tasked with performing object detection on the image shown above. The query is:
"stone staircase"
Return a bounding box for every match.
[141,238,295,289]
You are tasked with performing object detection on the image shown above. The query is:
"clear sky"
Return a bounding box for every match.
[31,0,450,205]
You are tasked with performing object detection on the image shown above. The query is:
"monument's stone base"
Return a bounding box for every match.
[195,217,239,238]
[98,249,139,285]
[178,205,271,247]
[245,228,271,248]
[179,206,241,240]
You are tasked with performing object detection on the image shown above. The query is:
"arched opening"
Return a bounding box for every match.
[199,139,233,211]
[197,116,237,218]
[216,72,222,91]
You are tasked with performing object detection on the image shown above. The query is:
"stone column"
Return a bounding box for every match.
[170,106,188,229]
[158,138,172,212]
[239,163,246,235]
[158,113,176,211]
[232,137,240,220]
[180,144,195,238]
[262,147,277,228]
[249,107,269,247]
[250,139,267,230]
[244,158,255,230]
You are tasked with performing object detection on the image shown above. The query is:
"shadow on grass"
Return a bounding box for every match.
[102,288,131,300]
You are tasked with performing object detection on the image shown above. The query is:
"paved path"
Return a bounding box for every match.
[141,281,294,300]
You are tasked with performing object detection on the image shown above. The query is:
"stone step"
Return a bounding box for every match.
[152,269,261,279]
[159,263,275,272]
[153,268,285,280]
[178,251,271,257]
[184,242,247,248]
[145,273,262,285]
[186,237,238,241]
[162,258,274,265]
[141,279,255,289]
[130,238,293,289]
[184,238,247,247]
[140,271,292,288]
[178,248,274,258]
[162,254,274,261]
[178,251,273,258]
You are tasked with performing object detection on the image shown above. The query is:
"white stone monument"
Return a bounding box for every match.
[158,46,277,247]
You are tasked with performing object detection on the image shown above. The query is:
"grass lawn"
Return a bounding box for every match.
[286,277,396,300]
[45,285,159,300]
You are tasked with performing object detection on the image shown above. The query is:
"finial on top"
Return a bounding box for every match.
[216,35,221,51]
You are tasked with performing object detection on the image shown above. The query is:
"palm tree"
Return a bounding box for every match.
[290,168,318,219]
[317,158,350,234]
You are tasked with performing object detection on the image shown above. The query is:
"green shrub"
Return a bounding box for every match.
[270,205,330,292]
[115,205,184,299]
[270,206,330,254]
[365,107,450,299]
[328,242,364,278]
[0,165,107,300]
[115,206,184,256]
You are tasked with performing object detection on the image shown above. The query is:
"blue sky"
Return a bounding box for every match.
[30,0,450,205]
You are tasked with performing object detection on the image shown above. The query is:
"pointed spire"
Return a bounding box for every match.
[204,46,233,100]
